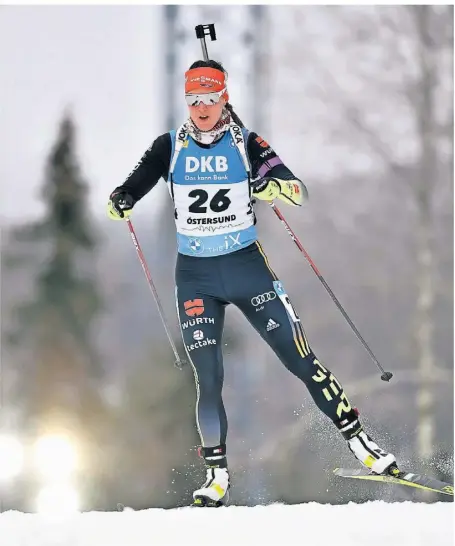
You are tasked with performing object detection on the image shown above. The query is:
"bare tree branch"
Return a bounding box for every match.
[311,64,408,180]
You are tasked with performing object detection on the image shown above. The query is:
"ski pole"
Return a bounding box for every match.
[126,218,186,370]
[269,203,393,382]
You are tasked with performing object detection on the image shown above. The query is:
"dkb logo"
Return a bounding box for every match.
[185,156,228,173]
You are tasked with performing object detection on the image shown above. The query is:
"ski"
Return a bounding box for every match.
[334,467,454,496]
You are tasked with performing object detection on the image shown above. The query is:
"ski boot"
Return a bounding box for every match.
[336,408,398,476]
[193,445,230,507]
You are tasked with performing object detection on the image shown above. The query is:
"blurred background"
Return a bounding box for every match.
[0,5,453,513]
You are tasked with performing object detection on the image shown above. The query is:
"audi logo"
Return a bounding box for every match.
[251,292,276,306]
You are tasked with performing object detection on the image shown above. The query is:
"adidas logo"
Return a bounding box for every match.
[266,318,280,332]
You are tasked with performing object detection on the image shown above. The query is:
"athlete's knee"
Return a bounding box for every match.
[286,351,349,402]
[197,371,223,396]
[190,354,223,393]
[278,345,341,388]
[280,348,318,382]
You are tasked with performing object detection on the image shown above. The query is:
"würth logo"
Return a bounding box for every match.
[184,299,204,317]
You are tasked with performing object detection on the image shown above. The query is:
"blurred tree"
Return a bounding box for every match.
[5,112,111,506]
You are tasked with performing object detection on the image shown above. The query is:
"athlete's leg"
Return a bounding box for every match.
[226,243,347,421]
[176,259,230,505]
[176,285,228,452]
[227,242,396,474]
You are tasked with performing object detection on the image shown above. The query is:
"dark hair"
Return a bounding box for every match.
[188,60,244,128]
[189,59,227,73]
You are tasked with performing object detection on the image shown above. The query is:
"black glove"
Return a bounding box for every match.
[107,191,135,220]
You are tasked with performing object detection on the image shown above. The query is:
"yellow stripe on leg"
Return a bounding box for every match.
[255,241,278,280]
[296,321,310,355]
[289,319,307,358]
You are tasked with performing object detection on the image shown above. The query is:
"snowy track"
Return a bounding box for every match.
[0,501,452,546]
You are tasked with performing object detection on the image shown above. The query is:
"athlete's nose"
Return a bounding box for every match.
[197,102,208,112]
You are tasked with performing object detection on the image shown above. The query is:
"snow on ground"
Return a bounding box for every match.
[0,502,453,546]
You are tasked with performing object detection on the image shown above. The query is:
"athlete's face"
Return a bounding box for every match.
[188,97,226,132]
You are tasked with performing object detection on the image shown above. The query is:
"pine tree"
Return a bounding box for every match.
[8,112,104,435]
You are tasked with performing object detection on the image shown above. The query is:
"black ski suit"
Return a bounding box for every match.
[111,130,358,459]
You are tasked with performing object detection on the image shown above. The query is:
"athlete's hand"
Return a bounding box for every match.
[107,191,135,220]
[251,177,281,201]
[251,177,305,206]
